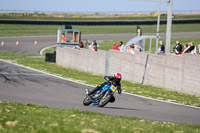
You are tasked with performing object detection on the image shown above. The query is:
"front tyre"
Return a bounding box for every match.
[83,97,92,106]
[99,94,112,107]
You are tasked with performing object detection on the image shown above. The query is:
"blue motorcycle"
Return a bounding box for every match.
[83,83,117,107]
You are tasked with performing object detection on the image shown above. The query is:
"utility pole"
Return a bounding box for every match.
[166,0,173,54]
[155,0,161,54]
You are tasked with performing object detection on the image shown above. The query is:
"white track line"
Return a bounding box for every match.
[40,45,57,55]
[0,73,47,75]
[0,35,56,39]
[0,59,200,110]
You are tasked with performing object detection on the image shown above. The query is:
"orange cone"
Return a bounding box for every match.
[34,40,37,46]
[1,41,4,47]
[16,41,19,46]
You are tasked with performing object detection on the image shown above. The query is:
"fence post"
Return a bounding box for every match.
[166,0,173,54]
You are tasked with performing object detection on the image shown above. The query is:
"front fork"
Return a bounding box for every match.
[101,90,110,100]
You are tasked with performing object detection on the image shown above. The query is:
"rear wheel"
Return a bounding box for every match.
[83,97,92,106]
[99,94,112,107]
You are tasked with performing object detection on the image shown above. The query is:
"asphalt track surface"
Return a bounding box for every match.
[0,33,200,125]
[0,60,200,125]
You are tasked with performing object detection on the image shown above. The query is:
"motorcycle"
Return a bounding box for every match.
[83,83,118,107]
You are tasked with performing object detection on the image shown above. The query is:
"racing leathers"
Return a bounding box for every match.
[89,76,122,96]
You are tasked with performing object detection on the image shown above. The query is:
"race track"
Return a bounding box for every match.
[0,33,200,125]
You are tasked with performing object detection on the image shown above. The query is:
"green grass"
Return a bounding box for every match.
[0,24,200,37]
[0,101,199,133]
[0,51,200,107]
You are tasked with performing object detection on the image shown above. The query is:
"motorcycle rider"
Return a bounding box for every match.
[88,73,122,98]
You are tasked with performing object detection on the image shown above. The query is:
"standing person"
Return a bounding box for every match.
[91,40,100,51]
[113,42,120,51]
[156,40,165,55]
[172,40,182,55]
[61,33,66,42]
[119,41,125,52]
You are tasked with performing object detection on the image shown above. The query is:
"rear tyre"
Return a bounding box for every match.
[99,94,112,107]
[83,97,92,106]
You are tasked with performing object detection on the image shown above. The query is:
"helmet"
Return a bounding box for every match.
[113,73,122,81]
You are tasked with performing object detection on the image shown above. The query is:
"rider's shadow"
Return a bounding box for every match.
[104,106,148,111]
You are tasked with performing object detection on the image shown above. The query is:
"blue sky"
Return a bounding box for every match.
[0,0,199,13]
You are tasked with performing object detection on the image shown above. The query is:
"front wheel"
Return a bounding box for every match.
[99,94,112,107]
[83,97,92,106]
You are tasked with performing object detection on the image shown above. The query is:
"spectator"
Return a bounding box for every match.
[190,42,197,54]
[130,43,135,48]
[88,42,93,50]
[156,40,165,55]
[182,43,190,54]
[93,45,98,51]
[79,41,84,48]
[113,42,120,51]
[198,44,200,54]
[182,41,197,55]
[129,43,141,52]
[119,41,125,52]
[172,40,182,55]
[185,41,192,52]
[127,45,135,54]
[91,40,100,51]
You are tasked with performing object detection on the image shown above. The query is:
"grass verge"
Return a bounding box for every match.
[0,101,199,133]
[0,24,200,37]
[0,51,200,107]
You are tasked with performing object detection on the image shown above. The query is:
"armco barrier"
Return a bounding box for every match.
[56,47,200,96]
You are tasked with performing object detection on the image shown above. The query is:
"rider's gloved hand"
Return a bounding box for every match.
[97,84,102,88]
[105,80,111,85]
[104,76,109,81]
